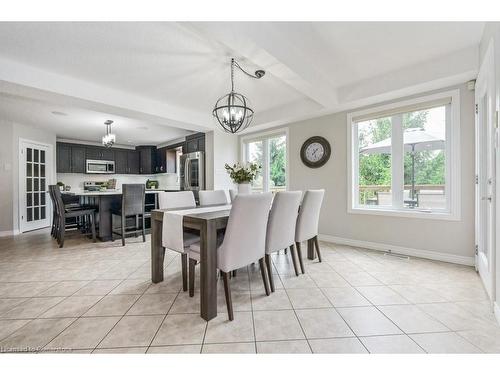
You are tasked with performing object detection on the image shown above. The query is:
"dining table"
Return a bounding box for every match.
[150,204,318,322]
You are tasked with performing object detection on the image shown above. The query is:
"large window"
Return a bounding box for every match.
[348,90,460,219]
[242,130,288,193]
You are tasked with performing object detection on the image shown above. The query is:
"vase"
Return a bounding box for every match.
[237,183,251,194]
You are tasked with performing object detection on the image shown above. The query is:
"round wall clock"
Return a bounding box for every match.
[300,136,331,168]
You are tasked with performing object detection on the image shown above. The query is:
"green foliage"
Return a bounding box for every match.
[225,162,261,184]
[269,137,286,187]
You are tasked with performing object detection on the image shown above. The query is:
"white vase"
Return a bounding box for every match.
[237,183,251,194]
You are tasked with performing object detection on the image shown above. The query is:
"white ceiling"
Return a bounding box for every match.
[0,92,191,146]
[0,22,486,138]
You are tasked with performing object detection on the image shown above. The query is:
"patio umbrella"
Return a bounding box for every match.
[359,128,445,200]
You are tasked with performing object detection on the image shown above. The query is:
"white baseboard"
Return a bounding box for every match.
[494,302,500,325]
[0,229,20,237]
[318,234,474,266]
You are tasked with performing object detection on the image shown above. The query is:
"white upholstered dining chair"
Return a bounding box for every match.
[189,193,273,320]
[229,189,237,202]
[294,189,325,273]
[265,191,302,292]
[199,190,228,206]
[157,191,199,292]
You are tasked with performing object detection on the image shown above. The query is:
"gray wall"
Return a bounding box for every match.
[243,83,475,261]
[0,120,14,234]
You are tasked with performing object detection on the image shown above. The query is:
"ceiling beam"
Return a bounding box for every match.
[0,57,214,133]
[182,22,339,109]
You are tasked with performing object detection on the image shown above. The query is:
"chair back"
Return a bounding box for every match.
[158,191,196,210]
[199,190,228,206]
[266,191,302,254]
[49,185,64,216]
[218,193,273,272]
[229,189,237,202]
[295,189,325,242]
[121,184,145,216]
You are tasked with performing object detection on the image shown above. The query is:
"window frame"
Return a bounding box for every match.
[347,89,461,221]
[240,128,289,193]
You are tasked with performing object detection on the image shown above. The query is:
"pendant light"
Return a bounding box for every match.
[102,120,116,148]
[212,58,265,134]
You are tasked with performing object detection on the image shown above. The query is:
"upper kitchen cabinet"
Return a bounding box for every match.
[114,149,128,174]
[156,146,167,173]
[86,146,114,160]
[136,146,157,174]
[70,145,86,173]
[185,133,205,153]
[56,142,72,173]
[127,150,140,174]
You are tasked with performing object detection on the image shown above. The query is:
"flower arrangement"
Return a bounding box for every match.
[224,162,261,184]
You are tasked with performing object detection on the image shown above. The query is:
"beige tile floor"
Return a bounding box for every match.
[0,229,499,354]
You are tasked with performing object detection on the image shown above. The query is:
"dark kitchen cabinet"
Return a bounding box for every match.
[137,146,157,174]
[127,150,140,174]
[156,147,167,173]
[56,143,72,173]
[185,133,205,153]
[114,149,128,174]
[71,145,86,173]
[86,146,114,160]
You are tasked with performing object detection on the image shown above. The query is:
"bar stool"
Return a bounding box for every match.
[111,184,146,246]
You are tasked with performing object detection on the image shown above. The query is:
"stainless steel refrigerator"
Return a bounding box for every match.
[180,151,205,201]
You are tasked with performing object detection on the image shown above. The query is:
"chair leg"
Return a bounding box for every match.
[259,257,270,296]
[295,242,305,274]
[314,236,322,262]
[289,244,300,276]
[189,258,196,297]
[142,215,146,242]
[181,254,188,292]
[232,270,237,277]
[59,218,65,248]
[121,215,125,246]
[222,272,234,321]
[90,213,96,243]
[111,214,114,242]
[135,215,138,237]
[265,254,275,292]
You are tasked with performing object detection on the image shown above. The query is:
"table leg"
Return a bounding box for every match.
[307,238,316,260]
[200,220,218,321]
[151,216,165,283]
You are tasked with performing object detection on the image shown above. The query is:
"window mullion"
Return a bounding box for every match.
[263,139,270,192]
[391,114,404,208]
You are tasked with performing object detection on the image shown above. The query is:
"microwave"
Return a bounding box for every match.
[86,159,115,174]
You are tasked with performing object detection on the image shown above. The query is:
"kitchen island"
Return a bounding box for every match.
[62,189,179,241]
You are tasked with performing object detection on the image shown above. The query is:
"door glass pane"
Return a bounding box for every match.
[27,148,32,162]
[40,150,45,163]
[247,140,264,193]
[34,164,39,177]
[34,193,39,206]
[27,178,32,192]
[27,163,32,177]
[34,179,39,192]
[34,207,39,221]
[41,193,46,205]
[27,207,32,222]
[40,178,45,192]
[27,193,32,207]
[34,149,39,163]
[357,117,392,206]
[41,206,46,220]
[403,106,446,210]
[40,164,45,178]
[269,135,286,193]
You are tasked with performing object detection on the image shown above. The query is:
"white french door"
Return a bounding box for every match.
[475,42,496,299]
[19,140,53,232]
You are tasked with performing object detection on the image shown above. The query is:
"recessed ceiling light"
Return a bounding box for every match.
[51,111,68,116]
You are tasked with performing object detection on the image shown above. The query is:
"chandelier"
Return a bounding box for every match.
[102,120,116,148]
[213,58,265,134]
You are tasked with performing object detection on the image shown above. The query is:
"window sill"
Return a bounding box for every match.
[348,206,460,221]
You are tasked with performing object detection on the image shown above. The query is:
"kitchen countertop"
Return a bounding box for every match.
[62,188,181,196]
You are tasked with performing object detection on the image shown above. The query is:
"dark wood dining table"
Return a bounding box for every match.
[150,205,317,322]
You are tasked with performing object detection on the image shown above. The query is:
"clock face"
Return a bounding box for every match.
[305,142,325,162]
[300,136,331,168]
